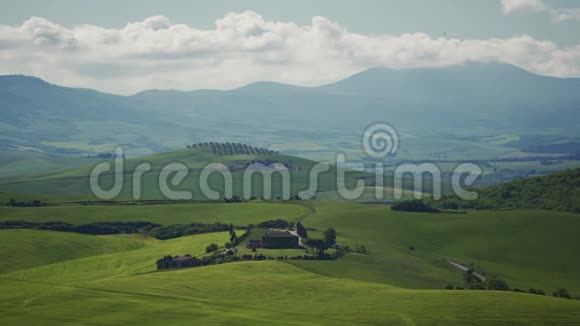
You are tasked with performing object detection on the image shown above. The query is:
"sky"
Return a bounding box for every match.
[0,0,579,94]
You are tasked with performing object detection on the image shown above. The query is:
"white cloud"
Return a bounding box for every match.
[0,11,580,94]
[500,0,547,13]
[500,0,580,22]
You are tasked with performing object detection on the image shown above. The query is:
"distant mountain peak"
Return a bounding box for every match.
[351,62,535,79]
[0,74,50,85]
[232,80,312,93]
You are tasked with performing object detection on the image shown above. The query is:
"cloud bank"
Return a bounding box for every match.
[500,0,580,22]
[0,11,580,94]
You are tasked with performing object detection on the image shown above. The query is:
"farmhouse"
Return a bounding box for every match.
[261,231,299,249]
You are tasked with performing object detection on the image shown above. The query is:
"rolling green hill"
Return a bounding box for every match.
[293,203,580,293]
[0,230,148,274]
[0,145,423,201]
[433,168,580,213]
[0,226,579,325]
[2,200,580,293]
[2,259,580,325]
[1,198,580,324]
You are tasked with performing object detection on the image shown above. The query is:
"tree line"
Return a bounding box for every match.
[429,168,580,213]
[187,142,279,156]
[444,268,579,300]
[5,199,47,207]
[391,200,441,213]
[0,220,234,239]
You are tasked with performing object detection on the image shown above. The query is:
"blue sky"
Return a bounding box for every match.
[0,0,578,93]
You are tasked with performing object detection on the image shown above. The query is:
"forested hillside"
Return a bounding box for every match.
[433,168,580,212]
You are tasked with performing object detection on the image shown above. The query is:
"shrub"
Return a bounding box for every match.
[224,196,242,203]
[487,278,510,291]
[391,200,440,213]
[554,288,572,299]
[257,219,290,228]
[468,283,487,290]
[205,243,219,253]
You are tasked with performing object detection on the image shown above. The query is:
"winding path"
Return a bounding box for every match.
[446,260,486,282]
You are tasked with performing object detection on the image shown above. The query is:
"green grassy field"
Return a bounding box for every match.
[1,230,579,325]
[2,201,580,293]
[2,199,580,324]
[0,147,421,201]
[0,229,148,273]
[0,149,98,178]
[288,203,580,294]
[2,231,230,283]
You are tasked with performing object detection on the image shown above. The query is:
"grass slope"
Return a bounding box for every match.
[0,149,97,178]
[2,199,580,324]
[0,147,378,201]
[291,203,580,293]
[1,231,230,282]
[0,229,148,273]
[1,260,579,325]
[3,200,580,293]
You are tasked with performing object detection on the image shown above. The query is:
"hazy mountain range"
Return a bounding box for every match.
[1,63,580,159]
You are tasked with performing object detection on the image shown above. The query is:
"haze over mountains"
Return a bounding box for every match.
[2,63,580,159]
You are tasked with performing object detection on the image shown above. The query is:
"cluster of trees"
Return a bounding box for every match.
[225,227,251,249]
[156,255,203,270]
[550,288,575,300]
[391,200,441,213]
[257,219,291,229]
[205,243,219,253]
[303,227,337,256]
[188,142,279,156]
[205,251,312,265]
[0,220,235,240]
[5,199,47,207]
[431,168,580,213]
[157,250,242,270]
[445,269,579,300]
[444,269,512,291]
